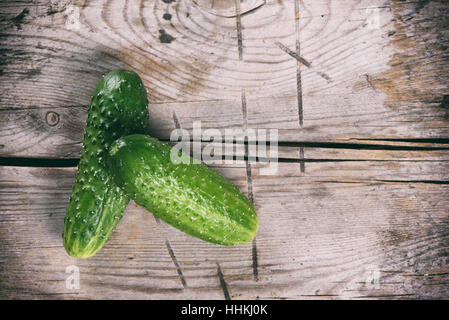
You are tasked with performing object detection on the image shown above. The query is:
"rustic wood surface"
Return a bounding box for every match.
[1,0,449,299]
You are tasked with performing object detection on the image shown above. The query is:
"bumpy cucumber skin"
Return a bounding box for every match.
[63,70,150,258]
[108,134,258,246]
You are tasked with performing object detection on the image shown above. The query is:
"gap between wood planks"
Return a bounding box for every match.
[1,138,449,167]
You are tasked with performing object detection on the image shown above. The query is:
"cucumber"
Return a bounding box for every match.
[63,70,150,258]
[107,134,258,246]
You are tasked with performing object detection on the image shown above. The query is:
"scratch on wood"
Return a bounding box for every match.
[240,0,266,17]
[241,90,254,203]
[245,162,254,203]
[172,111,181,130]
[274,40,311,67]
[153,198,161,230]
[275,40,333,122]
[241,89,248,128]
[252,239,259,281]
[12,8,29,30]
[241,89,258,281]
[235,0,243,60]
[365,74,376,91]
[165,240,187,288]
[216,262,231,300]
[295,0,303,126]
[299,147,305,173]
[440,95,449,110]
[277,3,334,84]
[316,71,332,83]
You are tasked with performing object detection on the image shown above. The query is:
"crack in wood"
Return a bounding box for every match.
[0,157,80,167]
[2,157,447,169]
[159,138,449,150]
[376,179,449,185]
[318,179,449,185]
[354,138,449,144]
[2,145,448,167]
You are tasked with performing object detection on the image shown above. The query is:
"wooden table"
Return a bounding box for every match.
[1,0,448,299]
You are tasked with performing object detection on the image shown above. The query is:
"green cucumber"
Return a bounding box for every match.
[63,70,150,258]
[107,134,258,246]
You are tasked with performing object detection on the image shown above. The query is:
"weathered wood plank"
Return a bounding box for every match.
[0,0,443,102]
[1,163,448,299]
[1,100,449,159]
[1,0,448,160]
[0,0,444,100]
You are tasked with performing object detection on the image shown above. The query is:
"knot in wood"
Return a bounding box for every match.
[45,111,60,127]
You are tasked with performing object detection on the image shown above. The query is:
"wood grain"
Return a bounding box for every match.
[1,0,449,300]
